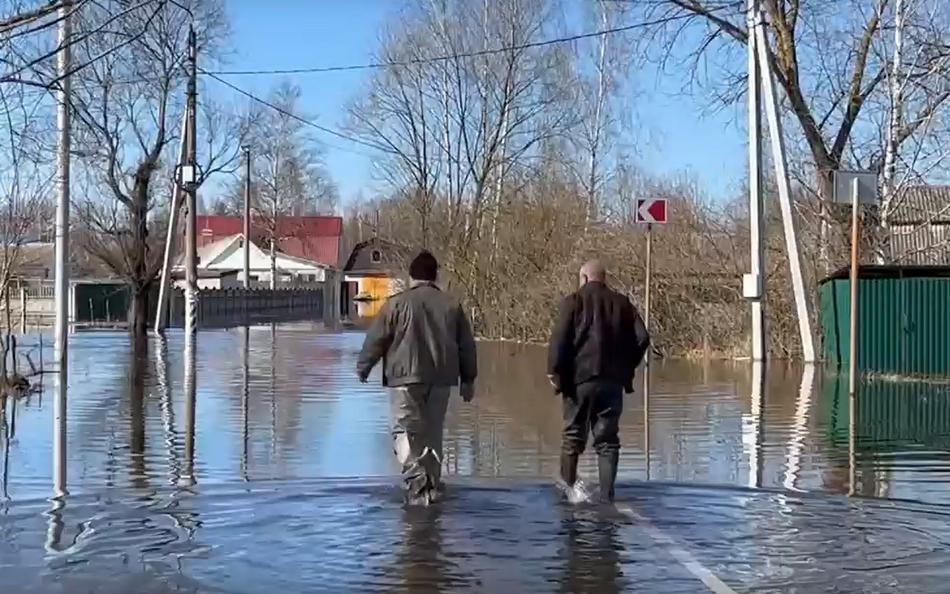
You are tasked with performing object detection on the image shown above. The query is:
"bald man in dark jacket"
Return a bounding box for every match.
[547,260,650,503]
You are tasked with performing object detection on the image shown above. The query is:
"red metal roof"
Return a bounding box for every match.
[194,215,343,267]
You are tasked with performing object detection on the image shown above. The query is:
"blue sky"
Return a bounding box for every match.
[211,0,747,207]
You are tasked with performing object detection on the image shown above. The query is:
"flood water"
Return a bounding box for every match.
[2,325,950,592]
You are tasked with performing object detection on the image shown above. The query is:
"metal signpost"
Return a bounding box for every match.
[635,197,668,479]
[832,169,878,496]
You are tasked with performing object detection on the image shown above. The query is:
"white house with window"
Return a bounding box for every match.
[173,234,329,288]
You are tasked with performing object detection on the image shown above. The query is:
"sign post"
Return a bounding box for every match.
[635,198,668,480]
[833,169,878,496]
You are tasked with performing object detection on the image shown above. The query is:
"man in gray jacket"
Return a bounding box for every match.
[357,250,477,505]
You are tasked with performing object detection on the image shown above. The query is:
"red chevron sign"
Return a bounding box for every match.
[635,198,667,224]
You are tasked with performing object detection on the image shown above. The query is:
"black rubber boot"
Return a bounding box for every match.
[560,453,579,486]
[598,451,619,503]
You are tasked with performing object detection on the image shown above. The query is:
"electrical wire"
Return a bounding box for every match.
[201,69,391,156]
[204,11,724,77]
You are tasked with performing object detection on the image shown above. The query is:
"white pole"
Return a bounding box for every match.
[754,15,816,363]
[53,0,72,498]
[154,110,188,334]
[747,0,766,362]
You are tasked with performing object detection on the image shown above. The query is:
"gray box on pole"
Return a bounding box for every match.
[833,170,879,205]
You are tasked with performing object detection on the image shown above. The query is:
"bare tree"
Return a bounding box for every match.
[212,83,338,288]
[69,0,236,338]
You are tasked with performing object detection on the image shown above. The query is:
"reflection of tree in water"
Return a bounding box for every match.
[559,512,626,594]
[128,336,149,490]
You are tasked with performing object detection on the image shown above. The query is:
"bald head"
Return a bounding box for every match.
[579,260,606,287]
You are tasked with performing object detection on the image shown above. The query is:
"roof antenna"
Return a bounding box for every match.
[374,209,379,239]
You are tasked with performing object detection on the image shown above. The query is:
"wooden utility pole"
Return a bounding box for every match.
[643,222,652,480]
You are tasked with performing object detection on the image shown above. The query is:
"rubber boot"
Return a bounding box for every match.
[560,453,579,486]
[598,451,619,503]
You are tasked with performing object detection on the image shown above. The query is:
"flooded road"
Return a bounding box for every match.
[2,325,950,592]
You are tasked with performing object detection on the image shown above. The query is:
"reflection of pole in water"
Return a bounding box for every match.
[241,325,250,480]
[2,397,10,500]
[270,323,276,457]
[743,361,765,489]
[783,364,815,491]
[848,378,857,496]
[44,496,66,555]
[54,367,67,497]
[181,333,197,486]
[154,334,180,485]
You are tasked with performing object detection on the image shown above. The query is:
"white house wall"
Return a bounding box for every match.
[198,236,327,282]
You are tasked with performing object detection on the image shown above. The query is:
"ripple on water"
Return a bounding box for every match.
[3,327,950,591]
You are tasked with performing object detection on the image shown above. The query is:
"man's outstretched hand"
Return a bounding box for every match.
[460,383,475,402]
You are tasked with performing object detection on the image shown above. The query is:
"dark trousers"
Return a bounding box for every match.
[561,380,623,457]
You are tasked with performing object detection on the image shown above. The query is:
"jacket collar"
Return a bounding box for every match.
[410,279,440,290]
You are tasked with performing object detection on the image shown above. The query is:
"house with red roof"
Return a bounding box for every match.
[192,215,343,269]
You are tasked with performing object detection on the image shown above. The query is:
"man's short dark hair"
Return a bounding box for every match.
[409,250,438,281]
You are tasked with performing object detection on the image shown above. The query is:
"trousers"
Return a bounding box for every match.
[389,385,451,502]
[561,379,623,457]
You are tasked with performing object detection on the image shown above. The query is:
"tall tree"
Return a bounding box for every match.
[213,82,338,288]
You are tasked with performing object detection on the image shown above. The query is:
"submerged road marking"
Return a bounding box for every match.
[615,503,740,594]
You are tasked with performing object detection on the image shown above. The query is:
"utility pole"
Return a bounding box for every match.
[183,25,199,339]
[154,110,189,333]
[53,0,72,498]
[243,146,251,289]
[746,0,766,362]
[753,10,816,363]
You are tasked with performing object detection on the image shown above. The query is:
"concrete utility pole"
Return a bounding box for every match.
[752,10,816,363]
[243,145,251,289]
[53,0,72,498]
[746,0,766,362]
[183,25,199,338]
[154,110,189,333]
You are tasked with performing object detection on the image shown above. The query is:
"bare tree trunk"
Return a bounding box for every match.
[269,239,277,289]
[585,1,610,229]
[881,0,906,246]
[129,174,151,339]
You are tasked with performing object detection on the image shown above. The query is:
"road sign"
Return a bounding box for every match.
[832,170,878,205]
[636,198,668,224]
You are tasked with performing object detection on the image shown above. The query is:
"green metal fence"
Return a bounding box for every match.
[820,266,950,377]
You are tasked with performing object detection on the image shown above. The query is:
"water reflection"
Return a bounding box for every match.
[397,506,457,592]
[3,329,950,506]
[182,332,197,487]
[560,511,625,594]
[782,364,815,492]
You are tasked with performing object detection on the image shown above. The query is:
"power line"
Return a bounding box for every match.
[205,11,718,77]
[200,69,391,156]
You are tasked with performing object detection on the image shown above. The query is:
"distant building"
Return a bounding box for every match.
[341,237,406,319]
[889,186,950,264]
[173,233,329,288]
[193,215,343,268]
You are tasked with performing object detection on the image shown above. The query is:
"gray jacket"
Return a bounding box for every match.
[357,281,477,388]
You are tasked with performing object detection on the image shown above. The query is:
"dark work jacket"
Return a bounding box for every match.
[547,282,650,394]
[357,281,477,388]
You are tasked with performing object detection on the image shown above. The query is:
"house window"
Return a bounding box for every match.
[371,249,382,263]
